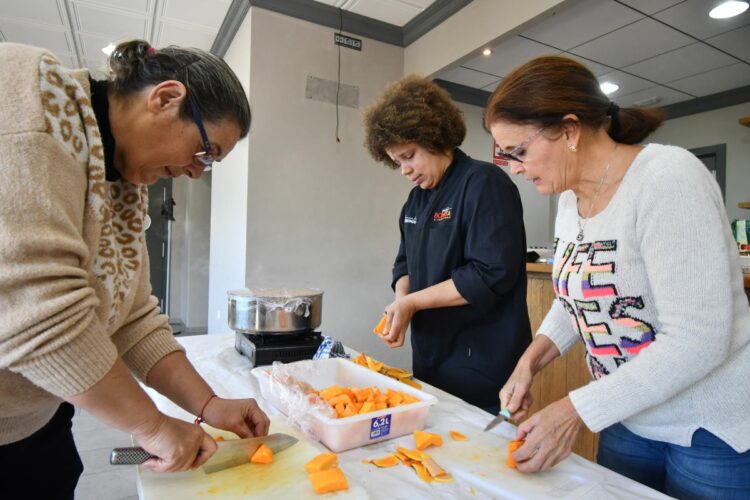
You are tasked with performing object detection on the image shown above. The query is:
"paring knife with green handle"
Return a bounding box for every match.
[110,433,298,474]
[484,408,512,432]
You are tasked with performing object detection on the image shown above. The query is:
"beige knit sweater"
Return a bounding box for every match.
[0,43,184,444]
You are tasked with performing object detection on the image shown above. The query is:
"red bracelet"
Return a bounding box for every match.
[194,394,218,424]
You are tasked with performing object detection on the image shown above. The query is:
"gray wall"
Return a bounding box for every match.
[207,11,252,334]
[219,8,414,369]
[457,102,554,247]
[649,102,750,223]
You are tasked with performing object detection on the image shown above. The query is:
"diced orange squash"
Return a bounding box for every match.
[373,314,387,334]
[387,393,403,406]
[393,451,408,462]
[359,401,375,414]
[341,405,356,418]
[374,393,388,404]
[327,393,352,407]
[308,467,349,494]
[374,403,388,411]
[305,452,338,473]
[353,387,373,402]
[370,455,399,468]
[334,402,346,418]
[249,444,273,464]
[319,385,344,401]
[449,431,469,441]
[507,439,525,468]
[414,430,443,450]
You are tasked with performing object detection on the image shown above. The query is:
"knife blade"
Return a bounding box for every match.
[109,433,298,474]
[484,408,512,432]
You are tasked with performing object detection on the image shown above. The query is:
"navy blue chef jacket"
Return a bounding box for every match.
[392,149,531,413]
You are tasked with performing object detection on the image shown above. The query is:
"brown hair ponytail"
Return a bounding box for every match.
[484,56,664,145]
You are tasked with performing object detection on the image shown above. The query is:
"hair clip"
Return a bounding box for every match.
[147,47,157,55]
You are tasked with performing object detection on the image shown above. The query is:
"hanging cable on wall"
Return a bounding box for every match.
[335,7,342,143]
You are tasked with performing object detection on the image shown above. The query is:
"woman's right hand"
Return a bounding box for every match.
[499,362,535,422]
[379,296,417,348]
[132,413,217,472]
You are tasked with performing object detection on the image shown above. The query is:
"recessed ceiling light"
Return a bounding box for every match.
[101,43,116,56]
[482,48,492,56]
[709,1,749,18]
[600,82,619,95]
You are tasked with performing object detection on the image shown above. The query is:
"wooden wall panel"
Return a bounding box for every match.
[525,269,599,462]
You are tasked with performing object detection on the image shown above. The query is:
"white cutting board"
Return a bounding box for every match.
[425,425,607,499]
[138,418,368,499]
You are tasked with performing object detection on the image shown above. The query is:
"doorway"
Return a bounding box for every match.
[145,179,174,315]
[689,144,727,200]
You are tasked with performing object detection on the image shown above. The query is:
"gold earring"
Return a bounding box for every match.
[567,143,578,152]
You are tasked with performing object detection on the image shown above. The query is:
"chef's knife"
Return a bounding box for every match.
[484,408,512,432]
[110,433,298,474]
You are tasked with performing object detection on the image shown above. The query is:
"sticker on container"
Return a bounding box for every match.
[370,414,391,439]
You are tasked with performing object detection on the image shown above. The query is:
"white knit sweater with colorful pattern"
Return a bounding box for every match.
[539,143,750,453]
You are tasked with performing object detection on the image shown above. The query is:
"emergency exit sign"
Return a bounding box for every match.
[334,33,362,51]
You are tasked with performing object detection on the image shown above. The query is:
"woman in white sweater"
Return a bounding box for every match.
[484,55,750,498]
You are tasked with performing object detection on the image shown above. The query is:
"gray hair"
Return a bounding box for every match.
[107,39,251,137]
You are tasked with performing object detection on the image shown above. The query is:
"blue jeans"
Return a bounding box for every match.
[598,423,750,499]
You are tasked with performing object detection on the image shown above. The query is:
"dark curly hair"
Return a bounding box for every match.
[362,75,466,169]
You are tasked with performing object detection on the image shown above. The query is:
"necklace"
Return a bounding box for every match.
[576,144,618,242]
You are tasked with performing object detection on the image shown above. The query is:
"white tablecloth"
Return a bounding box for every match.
[138,334,672,499]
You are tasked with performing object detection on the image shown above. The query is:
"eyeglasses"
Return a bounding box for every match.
[188,95,214,172]
[496,127,544,164]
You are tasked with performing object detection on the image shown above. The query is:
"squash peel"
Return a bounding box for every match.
[449,430,469,441]
[351,352,422,389]
[370,455,400,468]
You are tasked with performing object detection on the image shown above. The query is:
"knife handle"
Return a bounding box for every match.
[110,446,155,465]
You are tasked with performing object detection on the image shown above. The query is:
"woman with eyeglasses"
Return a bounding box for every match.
[362,75,531,415]
[485,56,750,497]
[0,40,269,497]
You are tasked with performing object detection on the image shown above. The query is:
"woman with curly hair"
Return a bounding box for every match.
[362,75,531,414]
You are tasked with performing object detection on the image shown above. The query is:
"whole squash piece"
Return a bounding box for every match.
[507,439,525,468]
[249,444,273,464]
[305,452,338,473]
[308,467,349,494]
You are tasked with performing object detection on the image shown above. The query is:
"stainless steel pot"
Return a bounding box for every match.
[227,287,323,334]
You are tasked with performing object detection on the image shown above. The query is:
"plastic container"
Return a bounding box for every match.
[251,358,437,452]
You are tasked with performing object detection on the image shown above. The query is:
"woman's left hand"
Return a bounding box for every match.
[512,396,584,473]
[203,397,271,438]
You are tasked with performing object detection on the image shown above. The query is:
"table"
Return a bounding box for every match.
[137,334,672,499]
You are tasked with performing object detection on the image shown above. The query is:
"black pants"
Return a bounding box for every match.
[0,403,83,500]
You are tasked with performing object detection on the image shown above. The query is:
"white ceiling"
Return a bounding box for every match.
[435,0,750,107]
[2,0,747,108]
[313,0,436,27]
[0,0,231,72]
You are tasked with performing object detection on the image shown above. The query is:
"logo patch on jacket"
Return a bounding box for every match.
[433,207,452,222]
[404,215,417,224]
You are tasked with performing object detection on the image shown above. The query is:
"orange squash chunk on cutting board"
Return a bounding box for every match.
[308,467,349,494]
[449,430,469,441]
[507,439,525,468]
[414,430,443,450]
[305,452,338,473]
[249,443,273,464]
